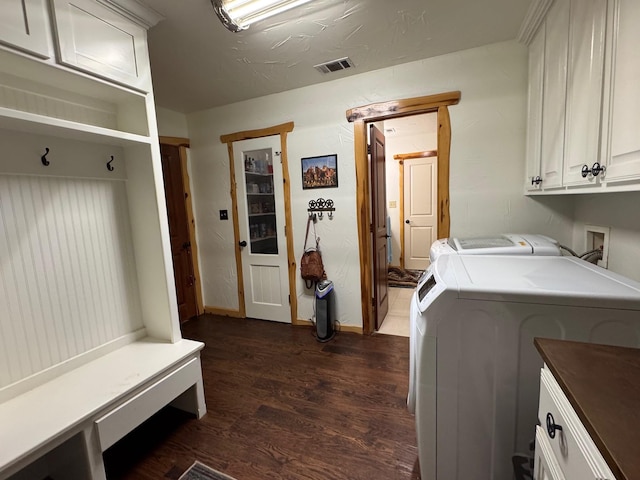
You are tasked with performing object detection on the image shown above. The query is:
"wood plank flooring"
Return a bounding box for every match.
[103,315,420,480]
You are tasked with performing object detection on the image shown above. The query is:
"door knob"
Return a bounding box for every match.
[405,219,410,224]
[239,240,247,247]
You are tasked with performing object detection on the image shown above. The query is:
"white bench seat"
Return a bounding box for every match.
[0,337,206,480]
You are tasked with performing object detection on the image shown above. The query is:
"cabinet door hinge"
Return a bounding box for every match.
[367,144,371,155]
[369,223,373,233]
[288,295,291,305]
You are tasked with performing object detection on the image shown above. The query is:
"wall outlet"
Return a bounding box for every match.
[585,225,610,268]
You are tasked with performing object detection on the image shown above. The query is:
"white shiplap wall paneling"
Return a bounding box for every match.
[0,170,142,389]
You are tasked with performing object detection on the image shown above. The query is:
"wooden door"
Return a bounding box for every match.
[235,136,291,322]
[370,124,389,330]
[404,157,437,270]
[160,144,198,323]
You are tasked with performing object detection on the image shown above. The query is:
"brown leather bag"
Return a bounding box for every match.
[300,215,326,288]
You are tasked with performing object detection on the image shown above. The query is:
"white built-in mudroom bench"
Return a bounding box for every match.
[0,1,206,479]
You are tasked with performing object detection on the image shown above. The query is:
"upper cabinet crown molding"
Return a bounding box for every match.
[517,0,554,45]
[95,0,165,29]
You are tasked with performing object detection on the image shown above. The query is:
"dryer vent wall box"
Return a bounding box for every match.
[585,225,610,268]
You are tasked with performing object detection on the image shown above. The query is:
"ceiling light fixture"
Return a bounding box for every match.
[212,0,314,32]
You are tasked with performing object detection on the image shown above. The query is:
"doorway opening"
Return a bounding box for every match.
[346,91,460,335]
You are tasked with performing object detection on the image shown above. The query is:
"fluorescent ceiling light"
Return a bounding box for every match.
[212,0,314,32]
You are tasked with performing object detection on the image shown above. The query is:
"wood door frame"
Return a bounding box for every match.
[220,122,298,324]
[159,136,204,316]
[394,150,438,269]
[346,91,460,335]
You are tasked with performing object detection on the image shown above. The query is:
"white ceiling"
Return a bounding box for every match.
[141,0,532,114]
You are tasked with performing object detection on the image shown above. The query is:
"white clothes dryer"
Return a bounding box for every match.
[429,233,561,263]
[408,254,640,480]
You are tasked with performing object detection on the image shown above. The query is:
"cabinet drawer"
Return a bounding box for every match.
[538,367,614,480]
[94,356,202,451]
[50,0,151,91]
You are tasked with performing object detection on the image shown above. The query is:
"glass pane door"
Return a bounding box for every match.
[243,148,278,255]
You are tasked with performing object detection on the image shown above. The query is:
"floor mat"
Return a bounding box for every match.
[179,461,237,480]
[388,266,423,288]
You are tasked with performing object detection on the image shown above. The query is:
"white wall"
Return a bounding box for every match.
[156,107,189,138]
[187,40,576,329]
[571,192,640,282]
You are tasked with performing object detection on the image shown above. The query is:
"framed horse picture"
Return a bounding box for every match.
[301,154,338,189]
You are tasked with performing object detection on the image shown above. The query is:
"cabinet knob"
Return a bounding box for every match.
[582,163,607,178]
[546,412,563,439]
[531,176,542,186]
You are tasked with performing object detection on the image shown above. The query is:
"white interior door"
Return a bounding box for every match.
[404,157,437,270]
[235,136,291,322]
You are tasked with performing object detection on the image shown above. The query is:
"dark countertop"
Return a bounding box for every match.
[534,337,640,480]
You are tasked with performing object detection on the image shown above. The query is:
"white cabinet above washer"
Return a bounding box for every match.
[521,0,640,195]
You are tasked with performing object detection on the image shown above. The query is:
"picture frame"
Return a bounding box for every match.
[301,154,338,189]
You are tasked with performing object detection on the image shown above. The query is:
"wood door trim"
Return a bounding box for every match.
[159,136,190,147]
[178,145,203,315]
[346,91,460,123]
[393,150,437,161]
[221,122,297,324]
[399,160,405,269]
[349,94,455,335]
[220,122,294,144]
[437,106,452,238]
[226,141,246,318]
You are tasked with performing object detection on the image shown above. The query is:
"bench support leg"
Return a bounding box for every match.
[81,425,107,480]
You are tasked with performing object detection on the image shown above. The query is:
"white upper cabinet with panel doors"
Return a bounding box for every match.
[522,0,608,193]
[603,0,640,184]
[50,0,154,92]
[522,0,640,194]
[0,0,52,58]
[0,0,161,92]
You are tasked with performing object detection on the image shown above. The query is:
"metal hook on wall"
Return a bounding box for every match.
[41,148,50,166]
[106,155,115,171]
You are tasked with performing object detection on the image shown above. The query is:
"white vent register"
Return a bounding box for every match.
[314,57,355,74]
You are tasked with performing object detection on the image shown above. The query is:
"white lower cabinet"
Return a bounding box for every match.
[534,366,615,480]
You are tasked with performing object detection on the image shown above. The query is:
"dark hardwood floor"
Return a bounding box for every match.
[103,315,419,479]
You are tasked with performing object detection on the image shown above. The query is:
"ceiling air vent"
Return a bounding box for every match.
[314,57,355,74]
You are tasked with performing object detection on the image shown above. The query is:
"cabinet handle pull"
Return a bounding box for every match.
[531,176,542,185]
[581,163,607,178]
[546,412,563,439]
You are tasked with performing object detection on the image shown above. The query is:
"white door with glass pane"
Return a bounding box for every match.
[235,136,291,322]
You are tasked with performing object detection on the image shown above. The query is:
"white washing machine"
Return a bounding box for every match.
[408,254,640,480]
[429,233,561,263]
